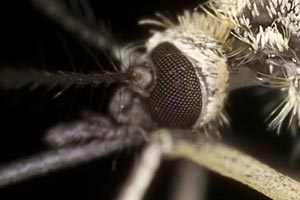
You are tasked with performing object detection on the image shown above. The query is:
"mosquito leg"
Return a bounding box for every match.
[171,133,300,200]
[116,128,300,200]
[45,114,147,147]
[116,129,173,200]
[169,161,208,200]
[116,142,162,200]
[0,136,143,187]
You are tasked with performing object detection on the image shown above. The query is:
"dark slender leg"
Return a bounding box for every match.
[0,119,146,187]
[45,114,147,147]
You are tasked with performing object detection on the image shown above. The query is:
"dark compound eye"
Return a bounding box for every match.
[148,42,202,129]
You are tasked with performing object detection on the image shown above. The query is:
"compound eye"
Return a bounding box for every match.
[148,42,202,129]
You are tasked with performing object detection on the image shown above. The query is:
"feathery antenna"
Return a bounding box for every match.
[0,67,134,90]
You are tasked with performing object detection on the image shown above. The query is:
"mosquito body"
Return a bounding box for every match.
[1,0,300,200]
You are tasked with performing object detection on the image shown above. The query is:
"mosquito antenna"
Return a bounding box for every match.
[78,41,107,73]
[0,67,135,91]
[104,49,119,72]
[69,0,83,19]
[31,0,121,60]
[77,0,96,23]
[57,32,77,71]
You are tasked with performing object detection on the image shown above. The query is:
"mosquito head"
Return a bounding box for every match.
[138,23,229,130]
[118,11,230,132]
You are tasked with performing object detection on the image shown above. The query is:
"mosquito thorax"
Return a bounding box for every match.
[208,0,300,132]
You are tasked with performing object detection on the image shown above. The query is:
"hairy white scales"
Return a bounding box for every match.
[209,0,295,52]
[210,0,300,132]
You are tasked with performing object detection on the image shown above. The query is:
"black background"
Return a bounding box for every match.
[0,0,298,199]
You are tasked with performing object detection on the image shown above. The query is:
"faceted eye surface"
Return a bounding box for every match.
[148,42,202,128]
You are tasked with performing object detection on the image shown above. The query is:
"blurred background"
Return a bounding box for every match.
[0,0,298,199]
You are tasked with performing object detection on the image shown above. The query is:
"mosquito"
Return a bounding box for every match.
[0,0,300,200]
